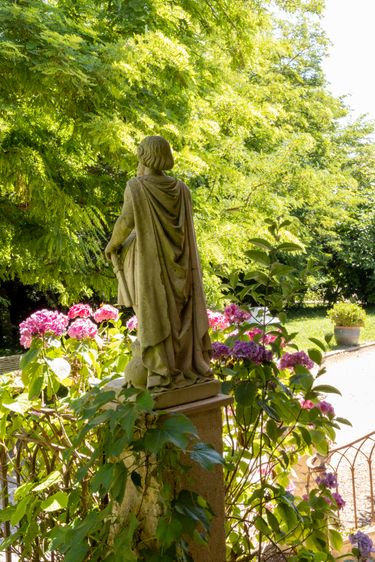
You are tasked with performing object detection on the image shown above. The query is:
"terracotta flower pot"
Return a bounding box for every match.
[334,326,361,346]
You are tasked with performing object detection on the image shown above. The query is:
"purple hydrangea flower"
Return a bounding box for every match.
[232,341,271,364]
[279,351,314,371]
[332,492,346,510]
[349,531,375,556]
[318,400,335,417]
[316,472,338,489]
[211,342,230,361]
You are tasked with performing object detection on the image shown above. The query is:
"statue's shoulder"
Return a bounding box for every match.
[126,177,139,190]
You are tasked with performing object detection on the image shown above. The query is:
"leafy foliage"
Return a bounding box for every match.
[209,221,349,560]
[0,308,221,560]
[0,0,374,312]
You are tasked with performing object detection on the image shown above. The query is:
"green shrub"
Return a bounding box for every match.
[327,302,366,327]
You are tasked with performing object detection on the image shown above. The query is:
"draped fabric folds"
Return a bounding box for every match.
[117,175,211,390]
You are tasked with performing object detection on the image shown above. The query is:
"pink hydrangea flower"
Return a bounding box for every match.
[93,304,119,323]
[224,303,251,325]
[247,328,279,346]
[19,309,69,348]
[300,399,315,410]
[318,400,335,417]
[207,309,230,331]
[68,318,98,340]
[126,315,138,331]
[68,303,93,319]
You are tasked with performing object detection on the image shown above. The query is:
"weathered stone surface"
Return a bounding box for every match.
[105,136,212,392]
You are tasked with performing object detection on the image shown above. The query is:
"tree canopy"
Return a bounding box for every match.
[0,0,374,316]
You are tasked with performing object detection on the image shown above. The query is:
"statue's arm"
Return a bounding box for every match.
[105,186,135,260]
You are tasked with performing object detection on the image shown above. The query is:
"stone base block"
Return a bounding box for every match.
[164,393,232,562]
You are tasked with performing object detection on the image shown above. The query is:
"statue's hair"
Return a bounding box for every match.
[137,136,174,171]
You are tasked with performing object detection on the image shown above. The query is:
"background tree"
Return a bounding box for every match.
[0,0,374,349]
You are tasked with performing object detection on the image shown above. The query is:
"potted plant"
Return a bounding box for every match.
[327,302,366,346]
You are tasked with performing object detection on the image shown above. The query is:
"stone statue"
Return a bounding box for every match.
[105,136,212,391]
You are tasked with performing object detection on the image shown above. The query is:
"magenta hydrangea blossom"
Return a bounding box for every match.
[349,531,375,556]
[68,318,98,340]
[211,342,230,361]
[279,351,314,371]
[19,309,69,348]
[318,400,335,417]
[224,303,251,325]
[67,303,93,319]
[93,304,119,323]
[126,315,138,331]
[207,309,230,331]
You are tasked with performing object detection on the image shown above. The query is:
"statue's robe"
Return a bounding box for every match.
[115,175,211,390]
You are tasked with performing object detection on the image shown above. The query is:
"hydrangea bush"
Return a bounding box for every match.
[207,220,353,560]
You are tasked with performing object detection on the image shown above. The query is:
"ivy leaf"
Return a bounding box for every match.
[189,443,223,470]
[156,517,183,548]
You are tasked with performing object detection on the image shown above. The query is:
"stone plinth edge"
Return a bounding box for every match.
[162,392,233,415]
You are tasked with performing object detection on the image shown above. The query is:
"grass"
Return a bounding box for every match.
[285,305,375,351]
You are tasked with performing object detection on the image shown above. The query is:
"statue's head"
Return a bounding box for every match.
[137,136,174,171]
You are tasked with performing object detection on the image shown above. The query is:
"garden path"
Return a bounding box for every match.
[317,344,375,530]
[321,343,375,446]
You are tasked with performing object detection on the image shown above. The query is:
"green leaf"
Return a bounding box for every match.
[254,515,270,535]
[41,491,69,512]
[28,371,45,399]
[335,417,352,426]
[136,390,154,411]
[91,463,114,494]
[308,337,326,352]
[156,517,183,548]
[258,399,280,421]
[33,471,62,492]
[265,509,280,533]
[246,250,270,266]
[276,242,304,252]
[20,347,39,370]
[308,348,322,365]
[235,381,257,406]
[248,237,273,250]
[2,393,32,414]
[189,443,223,470]
[313,384,342,396]
[329,528,343,551]
[46,357,71,383]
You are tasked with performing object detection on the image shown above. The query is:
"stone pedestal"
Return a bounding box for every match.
[162,393,232,562]
[106,379,231,561]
